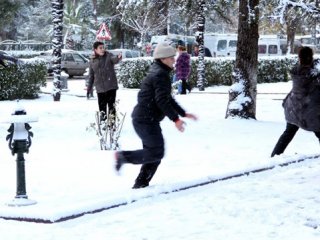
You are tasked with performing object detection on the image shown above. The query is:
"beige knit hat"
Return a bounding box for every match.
[153,42,176,59]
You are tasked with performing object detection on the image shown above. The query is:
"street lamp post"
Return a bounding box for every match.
[4,102,38,206]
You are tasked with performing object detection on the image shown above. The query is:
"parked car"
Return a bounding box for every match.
[0,50,20,67]
[108,49,141,58]
[38,49,89,77]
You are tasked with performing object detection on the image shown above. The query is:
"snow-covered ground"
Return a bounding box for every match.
[0,80,319,239]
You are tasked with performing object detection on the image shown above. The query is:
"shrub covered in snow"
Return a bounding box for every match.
[117,57,153,88]
[189,57,234,87]
[0,62,47,100]
[6,51,41,59]
[257,56,297,84]
[117,56,298,89]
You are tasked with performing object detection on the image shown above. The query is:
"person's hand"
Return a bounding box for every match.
[175,119,186,132]
[185,113,198,121]
[118,53,122,59]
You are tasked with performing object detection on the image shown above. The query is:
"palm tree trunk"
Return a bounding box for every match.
[196,0,206,91]
[51,0,64,101]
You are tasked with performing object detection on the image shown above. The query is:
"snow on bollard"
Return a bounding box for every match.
[2,101,38,207]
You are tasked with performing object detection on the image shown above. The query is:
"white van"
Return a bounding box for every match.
[204,33,286,57]
[257,35,283,56]
[296,34,320,53]
[204,33,237,57]
[108,49,141,58]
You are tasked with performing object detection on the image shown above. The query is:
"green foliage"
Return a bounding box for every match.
[0,0,20,31]
[0,62,47,100]
[117,56,297,89]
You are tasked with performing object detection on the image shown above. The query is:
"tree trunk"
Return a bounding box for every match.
[196,0,206,91]
[92,0,98,23]
[226,0,259,119]
[285,10,299,54]
[286,23,296,54]
[51,0,64,101]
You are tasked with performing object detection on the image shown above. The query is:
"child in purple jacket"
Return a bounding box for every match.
[175,45,191,94]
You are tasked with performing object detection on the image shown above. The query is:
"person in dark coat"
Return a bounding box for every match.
[87,41,122,120]
[193,44,212,57]
[175,45,191,94]
[115,42,198,189]
[271,46,320,157]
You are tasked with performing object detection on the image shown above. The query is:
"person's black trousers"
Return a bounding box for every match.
[97,89,116,119]
[121,119,164,186]
[181,79,187,94]
[271,122,320,157]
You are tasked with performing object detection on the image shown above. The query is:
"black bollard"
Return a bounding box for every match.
[13,140,28,198]
[4,104,37,206]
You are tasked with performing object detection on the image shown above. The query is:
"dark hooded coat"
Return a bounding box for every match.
[283,61,320,131]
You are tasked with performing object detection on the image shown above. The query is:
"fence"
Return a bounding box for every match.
[0,40,52,51]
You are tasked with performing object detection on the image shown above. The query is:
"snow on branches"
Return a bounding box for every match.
[273,0,320,24]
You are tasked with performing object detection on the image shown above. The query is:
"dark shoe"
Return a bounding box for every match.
[115,151,125,172]
[132,182,149,189]
[271,150,279,158]
[132,162,160,189]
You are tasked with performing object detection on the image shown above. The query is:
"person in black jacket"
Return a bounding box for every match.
[115,42,198,189]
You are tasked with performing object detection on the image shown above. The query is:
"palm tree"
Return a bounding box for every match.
[195,0,206,91]
[51,0,64,101]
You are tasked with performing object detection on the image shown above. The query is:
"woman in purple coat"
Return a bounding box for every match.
[175,45,191,94]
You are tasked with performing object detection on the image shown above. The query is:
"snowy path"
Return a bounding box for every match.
[0,81,319,239]
[1,154,318,223]
[1,154,319,240]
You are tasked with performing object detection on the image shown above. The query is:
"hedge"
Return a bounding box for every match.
[0,62,47,100]
[117,56,298,89]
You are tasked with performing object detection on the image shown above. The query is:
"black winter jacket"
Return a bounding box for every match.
[132,60,186,122]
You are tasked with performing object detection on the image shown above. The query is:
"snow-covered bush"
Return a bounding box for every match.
[117,56,297,89]
[257,56,297,84]
[117,57,153,88]
[190,57,234,87]
[5,51,42,59]
[0,62,47,100]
